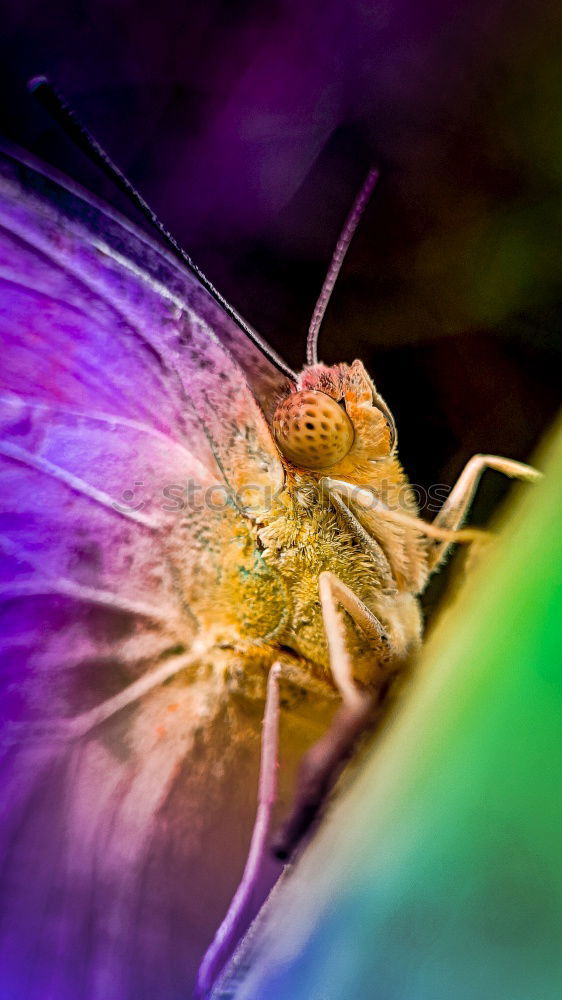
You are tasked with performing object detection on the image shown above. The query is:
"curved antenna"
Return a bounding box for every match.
[306,168,379,367]
[28,76,297,383]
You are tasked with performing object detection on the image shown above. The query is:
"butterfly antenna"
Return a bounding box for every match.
[28,75,297,383]
[306,168,379,367]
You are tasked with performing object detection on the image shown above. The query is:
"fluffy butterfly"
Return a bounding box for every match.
[0,81,538,1000]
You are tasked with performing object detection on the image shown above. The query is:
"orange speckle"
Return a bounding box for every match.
[155,724,166,739]
[167,703,179,713]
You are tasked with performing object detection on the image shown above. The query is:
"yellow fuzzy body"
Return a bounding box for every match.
[185,360,428,711]
[257,475,424,688]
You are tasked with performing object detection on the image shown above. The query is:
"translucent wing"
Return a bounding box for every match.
[0,145,291,999]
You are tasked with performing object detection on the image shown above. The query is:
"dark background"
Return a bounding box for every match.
[1,0,561,604]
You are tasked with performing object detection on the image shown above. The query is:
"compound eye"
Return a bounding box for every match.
[272,390,354,470]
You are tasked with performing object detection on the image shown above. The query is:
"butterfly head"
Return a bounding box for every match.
[272,360,396,477]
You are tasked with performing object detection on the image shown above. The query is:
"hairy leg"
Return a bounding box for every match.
[322,464,538,577]
[323,476,488,546]
[271,570,388,860]
[326,486,396,589]
[426,454,540,571]
[196,571,410,992]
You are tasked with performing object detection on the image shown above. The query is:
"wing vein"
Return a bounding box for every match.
[0,578,172,622]
[0,440,159,528]
[0,392,215,482]
[66,647,206,738]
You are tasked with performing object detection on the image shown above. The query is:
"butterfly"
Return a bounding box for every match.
[0,80,539,1000]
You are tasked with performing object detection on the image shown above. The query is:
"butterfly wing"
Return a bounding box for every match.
[0,144,291,999]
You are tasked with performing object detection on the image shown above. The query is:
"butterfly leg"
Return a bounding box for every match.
[323,462,539,573]
[271,571,386,860]
[197,575,400,990]
[195,661,283,999]
[323,475,489,547]
[427,454,540,572]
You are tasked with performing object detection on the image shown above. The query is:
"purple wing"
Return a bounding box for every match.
[0,145,290,999]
